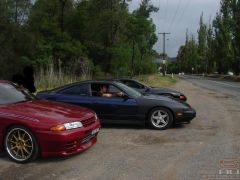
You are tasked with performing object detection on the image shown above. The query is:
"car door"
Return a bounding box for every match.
[53,83,93,109]
[89,83,139,122]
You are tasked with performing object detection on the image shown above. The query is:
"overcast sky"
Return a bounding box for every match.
[129,0,221,57]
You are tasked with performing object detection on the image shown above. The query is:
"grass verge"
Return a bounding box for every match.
[135,74,177,87]
[36,73,177,92]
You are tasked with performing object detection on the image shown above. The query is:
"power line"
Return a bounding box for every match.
[164,0,169,32]
[173,0,192,29]
[167,0,182,32]
[179,0,192,21]
[157,0,161,30]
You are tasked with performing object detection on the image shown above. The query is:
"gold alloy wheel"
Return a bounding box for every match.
[6,128,34,162]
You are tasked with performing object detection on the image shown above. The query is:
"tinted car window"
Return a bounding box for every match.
[115,82,141,98]
[121,80,144,89]
[59,84,89,96]
[91,83,122,98]
[108,85,121,93]
[0,83,35,105]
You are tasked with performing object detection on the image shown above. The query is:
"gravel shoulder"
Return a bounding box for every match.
[0,79,239,180]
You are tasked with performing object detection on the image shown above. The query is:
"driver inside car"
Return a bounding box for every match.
[99,85,124,98]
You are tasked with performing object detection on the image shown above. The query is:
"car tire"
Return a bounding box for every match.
[4,125,39,163]
[148,107,173,130]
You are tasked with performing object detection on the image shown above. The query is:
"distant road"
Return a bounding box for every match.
[180,75,240,100]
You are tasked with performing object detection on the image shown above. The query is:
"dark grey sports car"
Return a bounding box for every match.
[116,78,187,101]
[37,80,196,130]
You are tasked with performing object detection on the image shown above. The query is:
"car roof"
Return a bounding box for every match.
[69,79,119,85]
[114,78,138,81]
[50,80,120,92]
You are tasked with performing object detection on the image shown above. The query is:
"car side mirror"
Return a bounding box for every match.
[144,87,150,92]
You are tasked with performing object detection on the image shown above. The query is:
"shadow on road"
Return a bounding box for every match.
[0,148,92,164]
[101,123,145,130]
[101,123,186,130]
[171,123,186,129]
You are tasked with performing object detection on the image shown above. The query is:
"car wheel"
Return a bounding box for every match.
[4,125,39,163]
[148,107,173,130]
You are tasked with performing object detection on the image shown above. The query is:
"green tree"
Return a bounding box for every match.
[0,0,33,78]
[231,0,240,75]
[0,0,159,80]
[177,31,198,73]
[127,0,158,76]
[197,13,208,73]
[28,0,86,67]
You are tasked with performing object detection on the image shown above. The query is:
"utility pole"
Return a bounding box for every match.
[159,32,170,76]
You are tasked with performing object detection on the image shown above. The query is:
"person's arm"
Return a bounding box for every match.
[102,93,113,97]
[113,92,124,97]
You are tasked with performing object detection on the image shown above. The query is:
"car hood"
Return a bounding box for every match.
[142,94,176,101]
[148,87,181,95]
[140,94,190,108]
[0,100,95,124]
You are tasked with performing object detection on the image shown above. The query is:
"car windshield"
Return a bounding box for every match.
[0,83,35,105]
[115,82,142,98]
[136,80,151,89]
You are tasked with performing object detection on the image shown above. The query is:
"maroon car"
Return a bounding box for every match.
[0,80,100,163]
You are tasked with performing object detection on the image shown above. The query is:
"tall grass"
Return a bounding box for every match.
[35,62,91,92]
[135,74,177,87]
[35,61,177,92]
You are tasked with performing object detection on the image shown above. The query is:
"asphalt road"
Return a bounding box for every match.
[0,77,240,180]
[181,75,240,101]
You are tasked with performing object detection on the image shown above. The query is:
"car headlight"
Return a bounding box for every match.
[179,95,186,100]
[51,121,83,131]
[64,122,83,130]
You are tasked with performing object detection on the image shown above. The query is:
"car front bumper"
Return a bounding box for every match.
[36,119,101,157]
[175,108,196,124]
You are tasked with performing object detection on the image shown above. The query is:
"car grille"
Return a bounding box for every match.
[81,133,96,144]
[81,117,95,127]
[64,133,97,153]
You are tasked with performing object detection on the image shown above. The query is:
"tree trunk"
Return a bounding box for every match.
[131,41,135,78]
[59,0,67,33]
[15,1,18,24]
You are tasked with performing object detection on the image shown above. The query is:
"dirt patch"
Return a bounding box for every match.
[195,125,217,131]
[208,92,216,95]
[228,109,240,112]
[130,134,168,145]
[213,95,230,99]
[206,91,234,99]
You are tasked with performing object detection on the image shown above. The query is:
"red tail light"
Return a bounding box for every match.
[180,95,186,100]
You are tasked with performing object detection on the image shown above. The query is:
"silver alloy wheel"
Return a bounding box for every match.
[151,110,170,128]
[5,128,34,162]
